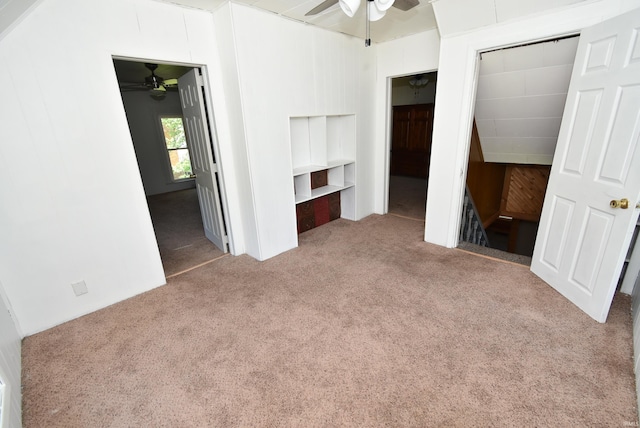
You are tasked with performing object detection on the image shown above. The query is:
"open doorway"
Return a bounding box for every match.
[387,72,437,221]
[113,59,228,277]
[458,36,579,265]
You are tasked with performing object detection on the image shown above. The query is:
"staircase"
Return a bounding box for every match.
[459,186,489,247]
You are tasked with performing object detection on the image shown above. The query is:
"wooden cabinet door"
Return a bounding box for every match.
[390,104,433,178]
[391,107,412,151]
[409,105,433,151]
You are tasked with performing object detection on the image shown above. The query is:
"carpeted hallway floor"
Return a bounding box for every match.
[21,213,638,427]
[146,188,226,277]
[388,175,427,221]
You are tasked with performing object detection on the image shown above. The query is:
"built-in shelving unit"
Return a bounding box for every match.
[293,163,355,203]
[290,114,356,221]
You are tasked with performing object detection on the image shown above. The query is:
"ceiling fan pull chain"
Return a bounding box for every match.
[365,0,371,46]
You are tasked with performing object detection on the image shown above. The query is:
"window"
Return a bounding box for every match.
[160,117,193,181]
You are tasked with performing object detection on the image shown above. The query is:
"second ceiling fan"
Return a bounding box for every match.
[118,63,179,100]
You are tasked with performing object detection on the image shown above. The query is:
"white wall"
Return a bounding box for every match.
[0,0,245,335]
[210,3,256,258]
[120,90,196,196]
[374,30,441,214]
[229,4,377,260]
[0,0,396,333]
[425,0,640,248]
[0,280,21,428]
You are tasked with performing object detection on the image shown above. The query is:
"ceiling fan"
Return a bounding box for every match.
[305,0,419,17]
[119,63,178,99]
[306,0,419,46]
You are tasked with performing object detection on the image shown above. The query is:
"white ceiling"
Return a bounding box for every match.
[156,0,591,43]
[238,0,437,42]
[430,0,587,37]
[158,0,437,42]
[475,36,579,165]
[0,0,593,45]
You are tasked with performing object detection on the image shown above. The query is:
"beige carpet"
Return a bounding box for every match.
[22,215,637,427]
[146,188,225,277]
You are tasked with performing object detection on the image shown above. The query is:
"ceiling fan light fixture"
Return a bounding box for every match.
[409,74,430,87]
[373,0,394,11]
[369,2,387,21]
[339,0,361,17]
[150,88,166,101]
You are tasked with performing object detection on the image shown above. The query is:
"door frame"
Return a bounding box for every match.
[112,56,235,258]
[441,32,581,249]
[424,3,631,249]
[460,34,579,255]
[383,69,438,215]
[0,279,21,428]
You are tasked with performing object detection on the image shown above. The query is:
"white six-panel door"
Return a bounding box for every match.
[178,69,228,253]
[531,8,640,322]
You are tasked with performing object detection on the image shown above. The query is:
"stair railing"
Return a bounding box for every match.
[459,185,490,247]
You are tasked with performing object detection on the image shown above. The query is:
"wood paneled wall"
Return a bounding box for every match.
[466,122,506,227]
[466,121,551,229]
[500,165,550,222]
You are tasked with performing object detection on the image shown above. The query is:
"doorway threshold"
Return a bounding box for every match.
[457,242,531,267]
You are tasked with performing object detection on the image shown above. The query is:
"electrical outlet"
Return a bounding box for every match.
[71,281,88,296]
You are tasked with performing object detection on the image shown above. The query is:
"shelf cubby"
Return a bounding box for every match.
[290,114,356,228]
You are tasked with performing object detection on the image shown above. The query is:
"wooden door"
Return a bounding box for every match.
[390,104,433,178]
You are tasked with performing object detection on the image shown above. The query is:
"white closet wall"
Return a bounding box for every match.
[230,4,376,260]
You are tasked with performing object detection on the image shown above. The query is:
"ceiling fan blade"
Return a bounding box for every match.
[305,0,339,16]
[163,78,178,86]
[392,0,419,11]
[120,88,149,92]
[119,83,150,91]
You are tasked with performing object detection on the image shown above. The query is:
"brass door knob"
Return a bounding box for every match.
[610,198,629,209]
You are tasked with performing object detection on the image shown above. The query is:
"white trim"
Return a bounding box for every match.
[0,279,21,428]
